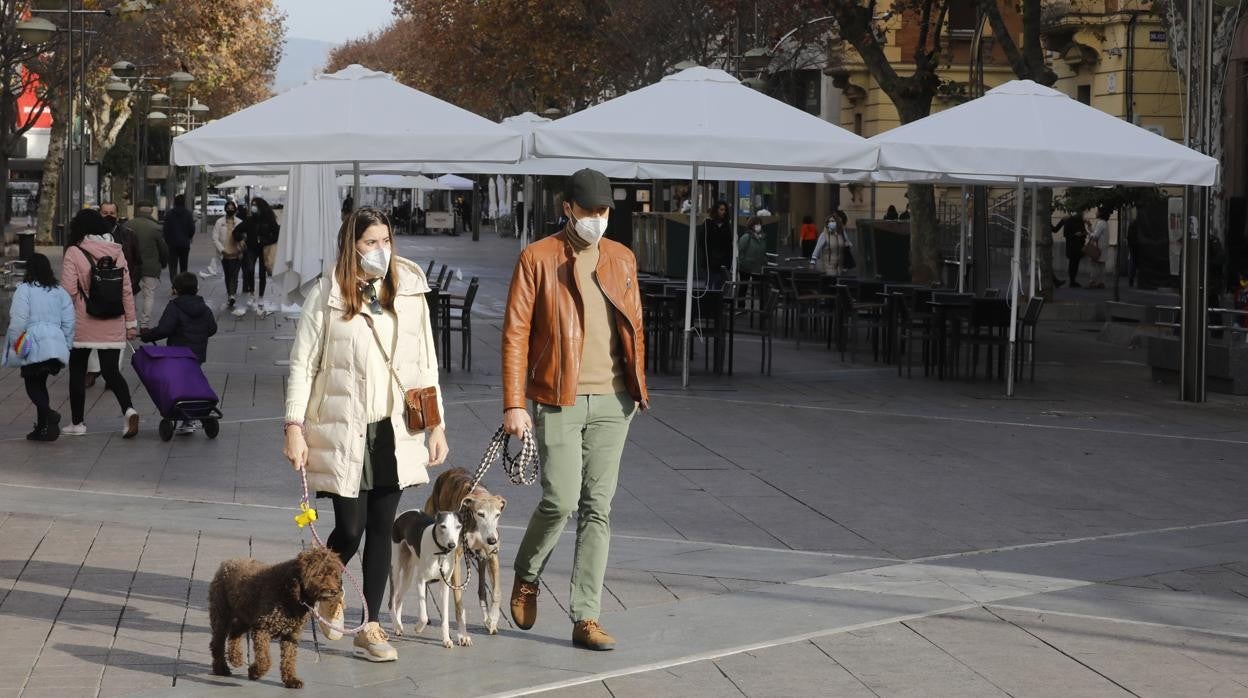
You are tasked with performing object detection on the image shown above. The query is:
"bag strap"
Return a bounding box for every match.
[360,312,415,408]
[75,245,95,300]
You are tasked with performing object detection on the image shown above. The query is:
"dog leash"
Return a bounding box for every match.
[467,426,540,491]
[437,427,539,591]
[296,467,371,637]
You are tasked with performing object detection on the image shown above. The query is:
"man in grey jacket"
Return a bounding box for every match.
[130,201,168,329]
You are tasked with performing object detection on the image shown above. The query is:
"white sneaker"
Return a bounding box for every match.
[122,408,140,439]
[175,420,198,435]
[352,622,397,662]
[63,423,87,436]
[317,592,345,641]
[231,307,247,317]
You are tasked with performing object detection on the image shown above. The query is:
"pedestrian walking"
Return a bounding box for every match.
[130,200,169,329]
[60,209,140,438]
[213,200,244,309]
[1087,206,1110,289]
[504,168,648,651]
[704,201,734,289]
[884,204,900,221]
[283,207,449,663]
[100,202,141,294]
[3,254,74,441]
[738,216,768,276]
[141,272,218,434]
[232,197,279,317]
[798,215,818,259]
[1053,211,1087,288]
[162,194,195,284]
[811,212,850,274]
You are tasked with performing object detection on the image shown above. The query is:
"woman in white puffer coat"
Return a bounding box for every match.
[282,207,449,663]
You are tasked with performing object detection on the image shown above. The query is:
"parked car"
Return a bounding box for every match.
[191,196,227,222]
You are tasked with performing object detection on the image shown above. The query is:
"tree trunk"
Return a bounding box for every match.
[907,184,940,284]
[1037,187,1055,300]
[36,106,68,245]
[894,98,939,284]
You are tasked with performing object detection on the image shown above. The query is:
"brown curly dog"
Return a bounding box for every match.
[208,546,343,689]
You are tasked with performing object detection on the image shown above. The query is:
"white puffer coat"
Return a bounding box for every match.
[284,256,444,497]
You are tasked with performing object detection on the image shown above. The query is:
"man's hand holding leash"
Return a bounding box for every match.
[503,407,532,438]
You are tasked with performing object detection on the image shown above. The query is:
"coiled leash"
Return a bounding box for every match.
[438,427,541,591]
[295,467,370,637]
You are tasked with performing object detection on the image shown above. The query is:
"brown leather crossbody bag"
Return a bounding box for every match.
[361,313,441,431]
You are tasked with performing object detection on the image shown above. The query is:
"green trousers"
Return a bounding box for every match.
[513,392,636,622]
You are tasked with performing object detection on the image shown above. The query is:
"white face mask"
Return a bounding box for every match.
[827,221,837,231]
[573,213,609,245]
[358,247,391,277]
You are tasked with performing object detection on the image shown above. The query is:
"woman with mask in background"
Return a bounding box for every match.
[231,197,280,317]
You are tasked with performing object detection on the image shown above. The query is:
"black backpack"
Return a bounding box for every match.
[77,246,126,319]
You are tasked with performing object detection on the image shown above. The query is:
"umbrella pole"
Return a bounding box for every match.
[958,186,968,293]
[730,179,740,283]
[352,162,361,212]
[682,164,700,388]
[1029,185,1038,298]
[1007,179,1024,397]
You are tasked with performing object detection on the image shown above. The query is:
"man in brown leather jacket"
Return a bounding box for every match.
[503,168,648,651]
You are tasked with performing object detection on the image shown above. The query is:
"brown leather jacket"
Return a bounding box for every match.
[503,231,648,410]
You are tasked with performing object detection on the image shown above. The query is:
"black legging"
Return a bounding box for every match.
[242,248,267,298]
[169,247,190,284]
[326,487,403,623]
[69,348,133,425]
[24,373,50,414]
[1067,255,1082,285]
[222,257,242,298]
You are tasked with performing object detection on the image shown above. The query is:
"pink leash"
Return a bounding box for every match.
[297,467,370,636]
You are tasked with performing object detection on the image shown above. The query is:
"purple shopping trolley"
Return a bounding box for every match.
[131,344,222,441]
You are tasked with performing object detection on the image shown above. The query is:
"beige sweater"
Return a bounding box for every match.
[573,241,627,395]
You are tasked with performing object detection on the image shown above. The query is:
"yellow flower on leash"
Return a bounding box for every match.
[294,502,318,528]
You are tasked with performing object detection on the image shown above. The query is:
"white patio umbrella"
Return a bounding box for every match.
[868,80,1219,396]
[531,66,878,386]
[436,174,474,190]
[172,65,522,302]
[334,173,441,190]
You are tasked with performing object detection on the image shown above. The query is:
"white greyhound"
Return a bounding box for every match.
[388,509,463,648]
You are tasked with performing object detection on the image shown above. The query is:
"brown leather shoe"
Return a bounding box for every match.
[572,619,615,650]
[510,577,539,630]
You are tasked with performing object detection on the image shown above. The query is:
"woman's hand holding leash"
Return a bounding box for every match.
[284,425,308,471]
[503,407,532,437]
[426,425,449,466]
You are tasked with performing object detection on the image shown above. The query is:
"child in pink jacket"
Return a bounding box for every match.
[61,209,141,437]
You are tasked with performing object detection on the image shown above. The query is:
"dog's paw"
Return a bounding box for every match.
[414,621,427,634]
[456,634,473,647]
[442,637,454,649]
[283,678,304,689]
[485,620,499,635]
[247,665,262,681]
[211,663,231,677]
[392,624,404,637]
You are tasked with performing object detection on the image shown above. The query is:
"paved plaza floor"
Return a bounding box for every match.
[1,230,1247,696]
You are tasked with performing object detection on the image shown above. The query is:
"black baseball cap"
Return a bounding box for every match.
[566,168,614,209]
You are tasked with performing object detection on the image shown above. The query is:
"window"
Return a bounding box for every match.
[854,113,864,135]
[948,0,977,36]
[1077,84,1091,104]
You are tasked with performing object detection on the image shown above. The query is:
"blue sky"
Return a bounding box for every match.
[276,0,395,42]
